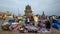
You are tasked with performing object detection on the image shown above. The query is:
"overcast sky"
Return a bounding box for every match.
[0,0,60,16]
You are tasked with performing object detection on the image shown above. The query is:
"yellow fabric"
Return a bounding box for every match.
[34,16,38,23]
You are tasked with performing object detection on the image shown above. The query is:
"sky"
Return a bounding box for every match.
[0,0,60,16]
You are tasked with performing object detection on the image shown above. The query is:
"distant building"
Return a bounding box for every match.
[41,11,45,18]
[0,11,13,20]
[24,5,33,17]
[0,11,9,16]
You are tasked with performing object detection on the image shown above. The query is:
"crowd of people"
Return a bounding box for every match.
[0,15,58,33]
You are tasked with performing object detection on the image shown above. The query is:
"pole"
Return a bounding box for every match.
[18,8,19,16]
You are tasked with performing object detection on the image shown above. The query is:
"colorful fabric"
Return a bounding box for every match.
[21,18,26,23]
[34,16,38,23]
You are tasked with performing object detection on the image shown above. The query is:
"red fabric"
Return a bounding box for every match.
[38,27,42,30]
[40,18,45,20]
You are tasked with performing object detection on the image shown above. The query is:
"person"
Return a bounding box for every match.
[30,16,34,22]
[19,26,25,33]
[37,21,41,27]
[45,21,51,31]
[25,18,30,25]
[28,23,37,33]
[0,21,2,31]
[21,16,26,23]
[34,16,38,23]
[34,16,38,26]
[52,16,57,23]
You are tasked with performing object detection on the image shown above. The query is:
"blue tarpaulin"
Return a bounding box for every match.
[52,23,60,29]
[57,19,60,23]
[8,19,15,24]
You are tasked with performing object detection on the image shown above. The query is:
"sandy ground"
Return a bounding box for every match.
[0,28,60,34]
[0,31,60,34]
[0,29,60,34]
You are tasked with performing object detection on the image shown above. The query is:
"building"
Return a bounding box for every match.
[0,11,13,20]
[41,11,45,18]
[24,5,33,17]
